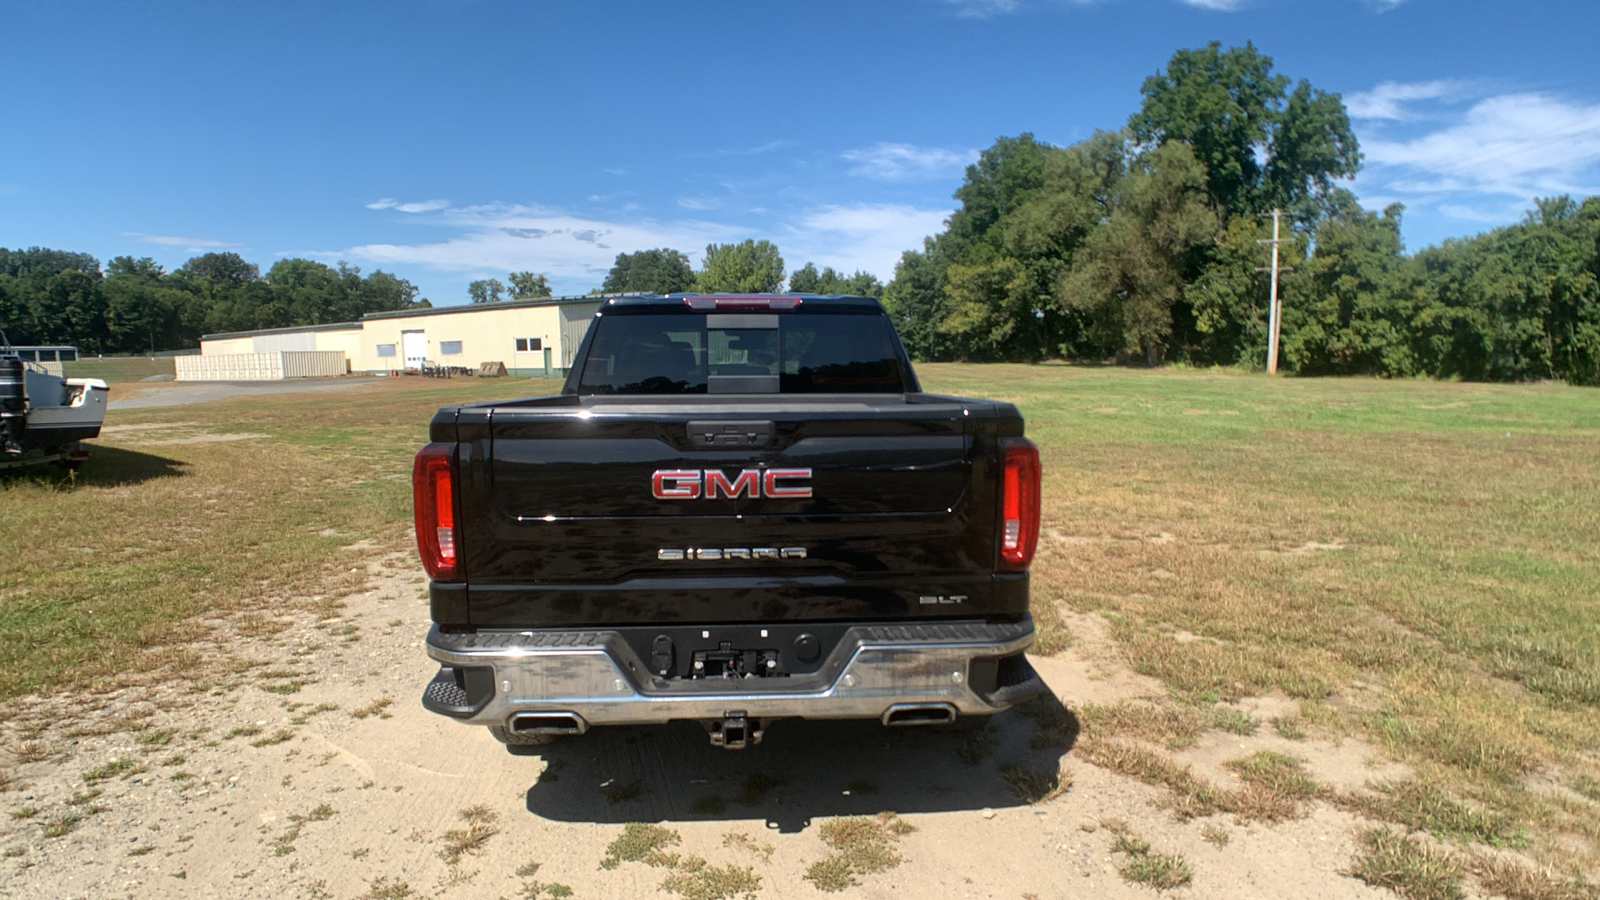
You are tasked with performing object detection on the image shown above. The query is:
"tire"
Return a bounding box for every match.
[488,725,559,747]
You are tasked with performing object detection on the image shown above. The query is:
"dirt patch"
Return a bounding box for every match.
[99,422,269,446]
[0,552,1465,899]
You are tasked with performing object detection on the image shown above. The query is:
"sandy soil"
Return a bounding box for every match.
[0,548,1424,900]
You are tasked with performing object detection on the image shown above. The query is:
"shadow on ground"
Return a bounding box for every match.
[521,689,1077,833]
[0,444,187,487]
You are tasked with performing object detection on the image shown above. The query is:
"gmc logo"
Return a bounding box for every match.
[652,468,813,500]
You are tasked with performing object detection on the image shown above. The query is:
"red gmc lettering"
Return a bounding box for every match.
[651,468,812,500]
[704,469,760,499]
[651,469,702,499]
[763,468,813,498]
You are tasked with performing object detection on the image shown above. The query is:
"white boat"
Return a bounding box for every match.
[2,338,109,469]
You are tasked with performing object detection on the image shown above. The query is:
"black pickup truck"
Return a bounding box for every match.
[414,293,1042,749]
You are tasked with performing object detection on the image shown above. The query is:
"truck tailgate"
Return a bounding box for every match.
[456,396,1021,627]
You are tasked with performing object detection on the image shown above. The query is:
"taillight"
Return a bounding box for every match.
[413,443,458,580]
[999,437,1040,569]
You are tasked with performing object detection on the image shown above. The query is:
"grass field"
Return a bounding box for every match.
[2,365,1597,879]
[62,356,176,382]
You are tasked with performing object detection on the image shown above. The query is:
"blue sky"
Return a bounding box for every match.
[3,0,1598,306]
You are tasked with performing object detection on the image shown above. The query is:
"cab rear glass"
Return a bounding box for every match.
[577,311,908,395]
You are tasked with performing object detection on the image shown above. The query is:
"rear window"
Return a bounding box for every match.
[577,311,907,395]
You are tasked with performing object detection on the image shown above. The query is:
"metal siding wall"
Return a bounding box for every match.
[281,351,347,378]
[252,332,318,353]
[175,353,286,381]
[560,304,601,369]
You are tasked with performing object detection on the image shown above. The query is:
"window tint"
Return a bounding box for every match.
[439,341,463,355]
[515,337,542,352]
[577,312,906,395]
[376,344,397,358]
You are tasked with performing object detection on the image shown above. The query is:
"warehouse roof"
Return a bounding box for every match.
[200,321,362,341]
[360,295,607,322]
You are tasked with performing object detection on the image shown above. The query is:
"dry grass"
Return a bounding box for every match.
[1077,700,1203,749]
[659,858,762,900]
[271,802,335,856]
[1102,820,1193,891]
[804,813,915,893]
[1464,854,1599,900]
[1349,828,1465,900]
[351,697,394,720]
[1076,738,1323,824]
[439,805,499,863]
[356,877,414,900]
[722,832,774,862]
[601,822,682,870]
[1338,780,1525,848]
[1000,761,1073,804]
[0,376,561,702]
[599,822,757,900]
[918,364,1600,873]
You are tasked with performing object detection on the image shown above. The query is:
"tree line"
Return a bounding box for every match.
[0,250,425,355]
[880,43,1600,385]
[595,243,883,298]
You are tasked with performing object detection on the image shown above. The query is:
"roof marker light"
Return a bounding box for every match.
[684,296,803,311]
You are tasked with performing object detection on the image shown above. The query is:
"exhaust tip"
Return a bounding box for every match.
[509,712,587,735]
[881,703,958,726]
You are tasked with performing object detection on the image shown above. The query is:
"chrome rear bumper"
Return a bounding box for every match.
[422,617,1041,729]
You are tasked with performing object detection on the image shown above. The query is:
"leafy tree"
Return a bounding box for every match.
[882,239,957,361]
[1281,201,1422,376]
[695,240,785,293]
[1184,215,1280,366]
[788,262,885,296]
[948,134,1054,258]
[359,270,422,312]
[468,278,506,304]
[105,257,183,353]
[602,249,695,294]
[1056,141,1218,363]
[508,271,552,298]
[177,252,259,288]
[1131,42,1360,223]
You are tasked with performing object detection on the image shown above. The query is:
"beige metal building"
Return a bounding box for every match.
[196,296,603,380]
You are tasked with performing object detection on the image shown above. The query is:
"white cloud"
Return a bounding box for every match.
[707,140,792,157]
[331,200,950,294]
[1178,0,1245,9]
[842,142,978,181]
[1345,80,1462,120]
[1436,200,1531,224]
[336,204,741,289]
[782,203,952,280]
[125,233,242,251]
[365,198,450,213]
[1361,92,1600,197]
[943,0,1019,18]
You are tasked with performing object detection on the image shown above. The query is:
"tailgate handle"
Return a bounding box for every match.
[688,420,775,448]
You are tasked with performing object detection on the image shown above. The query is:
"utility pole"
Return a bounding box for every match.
[1256,209,1292,375]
